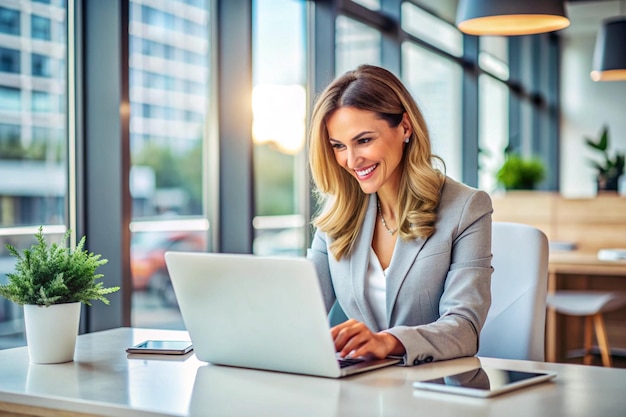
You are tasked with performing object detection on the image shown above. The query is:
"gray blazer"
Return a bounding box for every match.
[308,177,493,366]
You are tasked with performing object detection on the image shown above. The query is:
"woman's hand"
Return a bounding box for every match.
[330,319,405,359]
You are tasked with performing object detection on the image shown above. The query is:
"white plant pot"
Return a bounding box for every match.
[23,302,81,364]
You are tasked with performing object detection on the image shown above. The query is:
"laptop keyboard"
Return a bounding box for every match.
[338,358,365,368]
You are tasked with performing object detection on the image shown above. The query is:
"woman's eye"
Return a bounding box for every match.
[358,137,371,144]
[331,143,345,150]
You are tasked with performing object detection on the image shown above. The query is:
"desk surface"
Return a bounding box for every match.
[1,327,625,417]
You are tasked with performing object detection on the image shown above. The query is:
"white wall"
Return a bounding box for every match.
[560,33,626,197]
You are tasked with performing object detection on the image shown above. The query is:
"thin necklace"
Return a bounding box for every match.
[377,199,398,235]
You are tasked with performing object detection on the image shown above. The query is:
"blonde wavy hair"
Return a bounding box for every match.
[309,65,445,260]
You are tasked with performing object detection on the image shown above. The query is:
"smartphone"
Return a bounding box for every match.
[126,340,193,355]
[413,367,556,398]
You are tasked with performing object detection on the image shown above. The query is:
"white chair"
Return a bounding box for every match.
[478,222,549,361]
[546,290,626,367]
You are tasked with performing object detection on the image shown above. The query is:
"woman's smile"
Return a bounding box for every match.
[355,163,378,180]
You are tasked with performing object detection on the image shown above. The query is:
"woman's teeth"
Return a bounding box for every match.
[356,164,377,177]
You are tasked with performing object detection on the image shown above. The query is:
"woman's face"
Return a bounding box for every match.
[326,107,411,195]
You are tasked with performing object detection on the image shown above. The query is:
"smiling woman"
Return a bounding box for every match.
[306,64,494,367]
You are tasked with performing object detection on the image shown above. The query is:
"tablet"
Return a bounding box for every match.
[126,340,193,355]
[413,367,556,398]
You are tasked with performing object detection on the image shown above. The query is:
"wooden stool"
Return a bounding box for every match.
[547,291,626,367]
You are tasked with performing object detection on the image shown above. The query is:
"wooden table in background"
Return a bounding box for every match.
[547,251,626,363]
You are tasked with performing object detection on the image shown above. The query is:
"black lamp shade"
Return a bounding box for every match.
[591,17,626,82]
[456,0,570,36]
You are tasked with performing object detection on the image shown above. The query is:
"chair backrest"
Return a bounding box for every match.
[328,300,348,327]
[477,222,549,362]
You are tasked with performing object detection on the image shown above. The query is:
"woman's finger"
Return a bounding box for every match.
[334,321,375,356]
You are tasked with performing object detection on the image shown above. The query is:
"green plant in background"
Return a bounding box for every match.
[496,152,546,190]
[584,126,625,192]
[0,227,119,307]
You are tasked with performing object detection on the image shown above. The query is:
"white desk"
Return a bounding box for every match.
[1,328,625,417]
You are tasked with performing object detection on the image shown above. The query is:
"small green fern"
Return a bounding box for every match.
[0,226,119,307]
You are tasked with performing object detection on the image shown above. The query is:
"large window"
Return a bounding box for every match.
[129,0,211,329]
[0,1,67,350]
[478,75,509,192]
[477,36,510,192]
[402,43,463,182]
[128,0,309,328]
[252,0,307,257]
[401,2,463,58]
[335,15,381,75]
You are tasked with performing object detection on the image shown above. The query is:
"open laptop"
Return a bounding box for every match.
[164,251,400,378]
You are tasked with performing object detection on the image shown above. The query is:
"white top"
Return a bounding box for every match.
[0,328,625,417]
[366,247,388,330]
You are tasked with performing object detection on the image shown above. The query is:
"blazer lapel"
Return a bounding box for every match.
[385,229,427,328]
[349,195,378,330]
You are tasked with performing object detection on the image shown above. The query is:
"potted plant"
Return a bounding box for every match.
[585,126,625,193]
[0,226,119,364]
[496,151,546,191]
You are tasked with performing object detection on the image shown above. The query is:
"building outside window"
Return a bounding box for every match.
[0,7,20,35]
[128,0,211,329]
[31,15,51,40]
[0,0,67,350]
[32,53,52,77]
[128,0,308,329]
[0,48,20,73]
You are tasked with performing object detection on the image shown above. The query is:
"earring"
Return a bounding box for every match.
[404,137,410,143]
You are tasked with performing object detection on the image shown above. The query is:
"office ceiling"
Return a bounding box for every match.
[565,0,624,35]
[413,0,625,36]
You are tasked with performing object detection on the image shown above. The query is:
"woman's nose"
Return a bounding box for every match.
[346,147,360,168]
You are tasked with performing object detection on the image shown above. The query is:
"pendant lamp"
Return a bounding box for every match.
[590,13,626,81]
[456,0,570,36]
